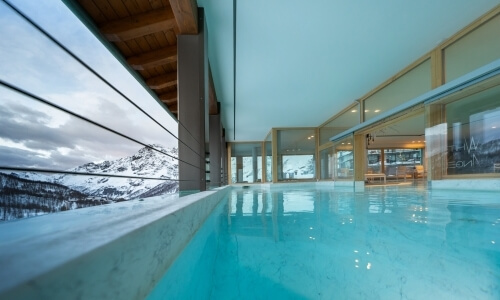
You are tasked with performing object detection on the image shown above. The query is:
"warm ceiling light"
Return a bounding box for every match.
[342,143,345,145]
[351,110,357,113]
[348,142,351,145]
[412,141,415,143]
[307,137,311,139]
[364,110,369,112]
[374,109,380,113]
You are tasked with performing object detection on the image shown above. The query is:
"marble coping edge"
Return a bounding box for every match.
[0,186,231,299]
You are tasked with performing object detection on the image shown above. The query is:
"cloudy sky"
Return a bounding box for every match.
[0,0,178,170]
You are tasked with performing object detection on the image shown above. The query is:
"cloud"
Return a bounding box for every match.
[0,92,144,169]
[0,1,179,171]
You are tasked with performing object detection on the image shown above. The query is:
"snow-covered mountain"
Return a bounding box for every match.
[1,145,179,221]
[54,145,179,200]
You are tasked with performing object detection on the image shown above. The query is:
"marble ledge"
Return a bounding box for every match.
[0,186,231,300]
[431,179,500,192]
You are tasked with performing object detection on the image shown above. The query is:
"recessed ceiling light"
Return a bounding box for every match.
[374,109,380,113]
[351,110,357,113]
[412,141,415,143]
[348,142,351,145]
[493,126,497,129]
[364,110,369,112]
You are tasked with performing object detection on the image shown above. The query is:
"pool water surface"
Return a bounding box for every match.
[148,185,500,299]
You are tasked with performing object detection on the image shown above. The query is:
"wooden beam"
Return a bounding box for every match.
[169,0,198,34]
[127,46,177,70]
[158,90,177,104]
[167,103,178,113]
[146,72,177,90]
[100,8,177,42]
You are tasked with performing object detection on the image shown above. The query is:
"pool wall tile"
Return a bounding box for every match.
[0,186,231,300]
[431,179,500,191]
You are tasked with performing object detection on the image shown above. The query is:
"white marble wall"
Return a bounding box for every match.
[0,186,230,300]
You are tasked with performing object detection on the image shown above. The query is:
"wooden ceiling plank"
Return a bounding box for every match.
[132,0,154,12]
[91,0,120,21]
[107,0,131,18]
[121,0,142,14]
[169,0,198,34]
[127,46,177,70]
[159,90,177,104]
[77,0,107,23]
[100,8,177,42]
[146,72,177,90]
[164,30,177,45]
[167,103,178,113]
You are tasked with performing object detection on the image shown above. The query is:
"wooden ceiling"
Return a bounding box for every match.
[75,0,199,117]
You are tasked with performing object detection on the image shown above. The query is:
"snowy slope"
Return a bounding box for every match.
[54,145,179,200]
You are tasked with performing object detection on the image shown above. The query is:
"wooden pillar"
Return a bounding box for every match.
[272,129,278,183]
[431,48,444,89]
[314,128,320,181]
[261,141,266,183]
[353,134,366,183]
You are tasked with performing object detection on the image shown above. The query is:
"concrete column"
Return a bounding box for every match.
[178,8,207,192]
[209,114,221,187]
[221,129,227,185]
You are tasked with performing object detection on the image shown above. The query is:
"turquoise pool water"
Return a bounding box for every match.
[148,185,500,299]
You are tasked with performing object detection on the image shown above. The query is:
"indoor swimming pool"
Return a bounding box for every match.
[148,185,500,299]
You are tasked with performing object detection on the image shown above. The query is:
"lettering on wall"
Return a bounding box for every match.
[448,136,480,169]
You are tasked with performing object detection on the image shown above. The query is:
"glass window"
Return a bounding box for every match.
[333,136,354,180]
[277,129,316,181]
[364,59,431,122]
[445,14,500,83]
[319,104,359,145]
[230,143,262,183]
[319,145,334,180]
[445,84,500,175]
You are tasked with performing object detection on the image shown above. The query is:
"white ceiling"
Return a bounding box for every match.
[198,0,500,142]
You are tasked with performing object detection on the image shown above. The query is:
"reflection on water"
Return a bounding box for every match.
[212,186,500,299]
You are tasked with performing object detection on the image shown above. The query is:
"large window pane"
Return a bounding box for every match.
[319,104,359,145]
[230,143,262,183]
[445,14,500,83]
[277,129,316,181]
[445,84,500,175]
[333,137,353,180]
[364,59,431,122]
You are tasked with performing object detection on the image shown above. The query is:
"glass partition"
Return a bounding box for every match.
[426,81,500,177]
[319,104,359,145]
[230,143,262,183]
[333,136,354,181]
[277,129,316,181]
[445,84,500,175]
[319,145,334,180]
[364,59,431,122]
